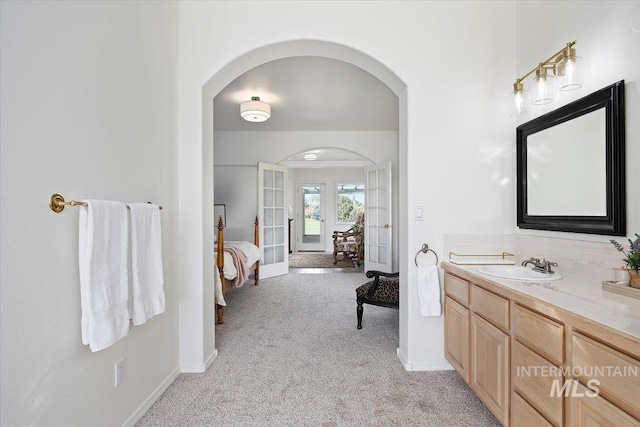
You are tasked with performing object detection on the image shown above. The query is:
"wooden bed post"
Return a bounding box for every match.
[254,216,260,285]
[216,215,225,324]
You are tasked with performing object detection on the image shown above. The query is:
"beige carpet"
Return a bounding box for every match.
[289,252,359,268]
[137,273,500,427]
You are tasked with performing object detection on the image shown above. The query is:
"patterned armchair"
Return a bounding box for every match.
[356,270,399,329]
[332,214,364,267]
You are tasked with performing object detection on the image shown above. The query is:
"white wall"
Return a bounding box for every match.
[180,1,516,371]
[515,1,640,243]
[0,2,179,426]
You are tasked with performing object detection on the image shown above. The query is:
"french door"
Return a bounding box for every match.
[258,162,288,279]
[296,183,325,252]
[364,162,392,273]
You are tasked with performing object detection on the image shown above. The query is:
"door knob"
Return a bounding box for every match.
[384,224,390,228]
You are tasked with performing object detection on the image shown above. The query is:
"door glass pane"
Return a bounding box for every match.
[275,171,284,189]
[264,189,274,207]
[275,227,284,244]
[275,208,284,226]
[378,190,387,208]
[275,189,284,208]
[264,170,273,188]
[369,246,378,263]
[369,226,377,244]
[275,246,285,263]
[264,228,274,245]
[379,247,387,264]
[264,247,274,265]
[367,190,376,207]
[379,228,387,245]
[367,208,377,226]
[264,208,273,226]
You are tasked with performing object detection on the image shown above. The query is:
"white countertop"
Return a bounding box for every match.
[442,261,640,341]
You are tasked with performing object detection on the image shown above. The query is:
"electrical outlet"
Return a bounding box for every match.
[114,359,124,386]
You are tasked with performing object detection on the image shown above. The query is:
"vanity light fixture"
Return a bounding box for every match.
[303,152,318,161]
[240,96,271,122]
[509,40,585,116]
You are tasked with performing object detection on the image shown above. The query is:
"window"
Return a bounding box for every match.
[337,184,365,223]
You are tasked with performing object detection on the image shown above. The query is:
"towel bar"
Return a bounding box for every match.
[415,243,438,267]
[49,193,163,213]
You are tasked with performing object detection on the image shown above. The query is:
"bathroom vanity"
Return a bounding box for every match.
[442,262,640,427]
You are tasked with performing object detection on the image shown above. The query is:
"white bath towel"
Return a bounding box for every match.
[417,264,442,316]
[128,203,165,326]
[79,200,130,352]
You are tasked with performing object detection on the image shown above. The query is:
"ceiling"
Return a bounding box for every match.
[214,56,399,132]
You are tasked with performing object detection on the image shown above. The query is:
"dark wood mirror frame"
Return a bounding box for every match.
[517,80,625,236]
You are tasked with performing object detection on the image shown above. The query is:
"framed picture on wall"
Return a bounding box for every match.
[214,204,226,227]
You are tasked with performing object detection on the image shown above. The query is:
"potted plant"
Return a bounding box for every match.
[610,234,640,288]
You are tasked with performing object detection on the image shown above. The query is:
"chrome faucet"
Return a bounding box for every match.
[522,257,558,274]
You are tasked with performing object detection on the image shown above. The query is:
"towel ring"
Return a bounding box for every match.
[414,243,438,267]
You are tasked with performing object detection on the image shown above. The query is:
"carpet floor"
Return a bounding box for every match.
[289,252,360,269]
[136,272,500,427]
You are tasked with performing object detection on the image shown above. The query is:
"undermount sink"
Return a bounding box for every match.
[476,265,563,281]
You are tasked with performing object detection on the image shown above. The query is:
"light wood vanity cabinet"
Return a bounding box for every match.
[470,312,510,425]
[443,269,640,427]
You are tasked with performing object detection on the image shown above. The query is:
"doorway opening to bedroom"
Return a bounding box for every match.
[204,41,406,364]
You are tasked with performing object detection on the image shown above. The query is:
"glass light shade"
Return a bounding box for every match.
[528,73,555,105]
[556,55,586,91]
[240,98,271,122]
[508,88,529,117]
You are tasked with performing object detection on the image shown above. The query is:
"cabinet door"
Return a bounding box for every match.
[470,313,510,426]
[445,296,469,383]
[568,383,640,427]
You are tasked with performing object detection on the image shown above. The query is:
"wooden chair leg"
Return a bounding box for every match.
[216,304,224,324]
[357,301,364,329]
[254,264,259,286]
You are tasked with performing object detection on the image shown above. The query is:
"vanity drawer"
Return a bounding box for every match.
[471,284,509,331]
[514,304,564,365]
[445,273,469,306]
[570,332,640,419]
[512,341,563,427]
[512,391,554,427]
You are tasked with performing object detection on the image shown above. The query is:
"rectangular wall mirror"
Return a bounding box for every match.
[517,80,625,235]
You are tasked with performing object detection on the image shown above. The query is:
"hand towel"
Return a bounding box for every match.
[128,203,165,326]
[417,264,442,316]
[223,246,248,287]
[79,200,130,352]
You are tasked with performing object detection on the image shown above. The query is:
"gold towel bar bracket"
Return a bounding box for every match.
[49,193,162,213]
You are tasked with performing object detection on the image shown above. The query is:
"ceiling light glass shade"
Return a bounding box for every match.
[508,83,529,117]
[240,97,271,122]
[556,55,586,91]
[528,71,555,105]
[303,153,318,161]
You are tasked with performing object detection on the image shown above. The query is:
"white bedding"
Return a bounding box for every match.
[214,241,261,306]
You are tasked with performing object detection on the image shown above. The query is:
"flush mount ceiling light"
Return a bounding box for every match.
[508,40,586,116]
[240,96,271,122]
[303,152,318,161]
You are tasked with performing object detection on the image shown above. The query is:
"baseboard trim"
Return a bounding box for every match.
[396,347,454,371]
[124,366,180,427]
[180,349,218,373]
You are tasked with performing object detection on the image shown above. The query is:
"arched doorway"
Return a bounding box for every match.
[180,40,407,372]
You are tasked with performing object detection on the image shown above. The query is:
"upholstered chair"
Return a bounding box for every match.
[356,270,399,329]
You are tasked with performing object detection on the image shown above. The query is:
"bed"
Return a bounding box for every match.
[215,215,261,324]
